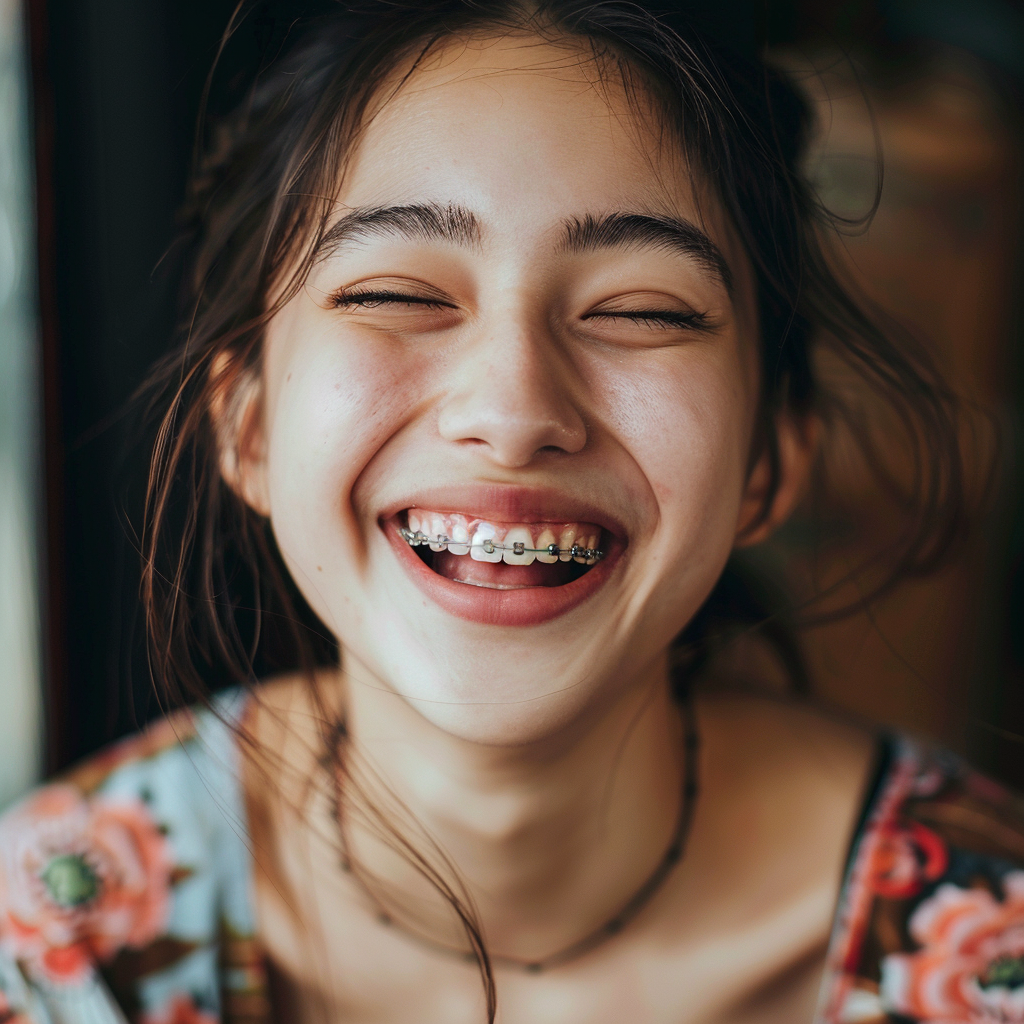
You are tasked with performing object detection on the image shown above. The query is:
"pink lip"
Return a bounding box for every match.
[378,483,628,539]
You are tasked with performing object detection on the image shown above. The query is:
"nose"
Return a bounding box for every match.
[436,315,587,468]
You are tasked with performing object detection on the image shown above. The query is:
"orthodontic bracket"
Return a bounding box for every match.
[399,527,605,562]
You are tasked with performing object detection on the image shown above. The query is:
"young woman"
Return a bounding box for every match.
[2,3,1021,1023]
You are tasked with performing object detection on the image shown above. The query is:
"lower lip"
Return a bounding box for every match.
[384,525,622,626]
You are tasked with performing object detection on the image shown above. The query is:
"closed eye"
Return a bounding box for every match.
[582,309,715,330]
[331,288,457,310]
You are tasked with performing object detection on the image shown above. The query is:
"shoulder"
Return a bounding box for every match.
[242,669,343,807]
[699,690,878,845]
[819,735,1024,1024]
[0,692,264,1023]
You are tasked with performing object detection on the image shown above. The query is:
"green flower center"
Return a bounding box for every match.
[41,854,100,908]
[980,955,1024,990]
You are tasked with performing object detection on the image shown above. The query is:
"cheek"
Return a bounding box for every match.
[263,319,418,568]
[589,345,752,519]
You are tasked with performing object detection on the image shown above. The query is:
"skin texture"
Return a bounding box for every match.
[225,31,875,1024]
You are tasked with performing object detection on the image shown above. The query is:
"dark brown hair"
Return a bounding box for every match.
[137,1,967,1014]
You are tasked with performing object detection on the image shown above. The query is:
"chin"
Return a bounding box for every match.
[347,637,618,747]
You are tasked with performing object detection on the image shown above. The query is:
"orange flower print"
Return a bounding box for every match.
[881,871,1024,1022]
[868,820,949,900]
[0,784,172,985]
[142,995,218,1024]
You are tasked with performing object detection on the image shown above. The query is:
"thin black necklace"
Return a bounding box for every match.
[325,685,700,974]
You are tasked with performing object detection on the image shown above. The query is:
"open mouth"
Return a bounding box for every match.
[398,510,606,590]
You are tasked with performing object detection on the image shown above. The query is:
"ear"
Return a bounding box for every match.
[734,410,819,548]
[209,352,271,517]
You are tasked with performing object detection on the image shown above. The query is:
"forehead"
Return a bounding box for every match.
[338,32,721,235]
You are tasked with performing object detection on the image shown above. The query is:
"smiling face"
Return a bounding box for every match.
[231,32,799,744]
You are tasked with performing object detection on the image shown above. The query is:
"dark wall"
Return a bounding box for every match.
[30,0,238,768]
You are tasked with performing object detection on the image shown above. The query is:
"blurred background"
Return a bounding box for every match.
[0,0,1022,801]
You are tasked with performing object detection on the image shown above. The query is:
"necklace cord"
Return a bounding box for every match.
[326,685,700,974]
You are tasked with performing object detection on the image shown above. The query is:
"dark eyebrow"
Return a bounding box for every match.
[314,202,481,260]
[560,212,733,293]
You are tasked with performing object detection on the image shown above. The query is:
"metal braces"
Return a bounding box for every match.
[399,527,604,562]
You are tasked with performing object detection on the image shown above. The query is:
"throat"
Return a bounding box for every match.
[332,668,691,969]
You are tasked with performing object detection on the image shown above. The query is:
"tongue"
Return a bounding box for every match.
[431,551,580,589]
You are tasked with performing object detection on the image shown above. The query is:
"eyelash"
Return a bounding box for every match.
[331,289,454,310]
[581,309,712,330]
[331,290,711,330]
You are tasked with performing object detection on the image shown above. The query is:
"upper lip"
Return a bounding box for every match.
[377,483,629,540]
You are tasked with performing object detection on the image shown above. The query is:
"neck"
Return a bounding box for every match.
[335,655,688,962]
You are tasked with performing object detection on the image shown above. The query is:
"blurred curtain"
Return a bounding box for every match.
[0,0,41,805]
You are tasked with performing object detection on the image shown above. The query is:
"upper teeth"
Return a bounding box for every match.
[400,512,604,565]
[400,528,604,564]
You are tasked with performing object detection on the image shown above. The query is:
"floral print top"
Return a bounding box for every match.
[0,694,1021,1024]
[0,692,267,1024]
[818,738,1024,1024]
